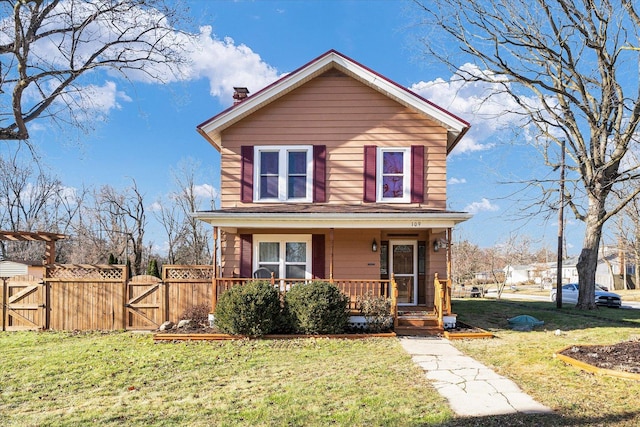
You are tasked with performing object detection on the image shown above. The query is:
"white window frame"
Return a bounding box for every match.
[254,145,313,202]
[376,147,411,203]
[253,234,312,279]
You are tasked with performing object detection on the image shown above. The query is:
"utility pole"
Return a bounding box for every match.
[556,139,565,309]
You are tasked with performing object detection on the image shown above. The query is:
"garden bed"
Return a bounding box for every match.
[555,340,640,380]
[153,331,397,342]
[443,321,494,340]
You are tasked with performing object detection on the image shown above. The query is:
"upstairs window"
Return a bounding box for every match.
[254,146,313,202]
[377,148,411,202]
[364,145,424,204]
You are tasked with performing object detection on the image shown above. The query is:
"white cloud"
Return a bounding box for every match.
[194,183,218,200]
[464,198,499,214]
[5,1,283,122]
[448,177,466,185]
[186,30,282,104]
[410,63,543,155]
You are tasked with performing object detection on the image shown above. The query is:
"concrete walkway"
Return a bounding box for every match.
[399,336,553,417]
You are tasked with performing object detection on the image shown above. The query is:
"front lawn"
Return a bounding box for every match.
[450,298,640,426]
[2,299,640,426]
[0,332,450,426]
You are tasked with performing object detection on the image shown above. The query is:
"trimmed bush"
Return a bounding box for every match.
[357,292,392,332]
[214,281,282,337]
[285,281,349,334]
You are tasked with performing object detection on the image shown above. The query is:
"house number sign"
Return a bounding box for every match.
[410,221,422,227]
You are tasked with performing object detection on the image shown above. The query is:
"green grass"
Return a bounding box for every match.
[2,300,640,426]
[450,298,640,426]
[0,332,451,426]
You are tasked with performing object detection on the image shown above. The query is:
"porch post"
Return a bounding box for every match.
[329,228,334,283]
[391,274,398,329]
[211,227,218,313]
[446,227,452,281]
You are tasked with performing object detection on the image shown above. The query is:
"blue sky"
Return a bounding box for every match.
[16,0,586,255]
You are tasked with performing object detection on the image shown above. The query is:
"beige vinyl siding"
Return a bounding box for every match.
[219,71,448,208]
[331,229,380,279]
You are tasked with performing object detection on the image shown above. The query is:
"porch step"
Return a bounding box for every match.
[397,317,439,327]
[395,325,443,336]
[395,312,443,336]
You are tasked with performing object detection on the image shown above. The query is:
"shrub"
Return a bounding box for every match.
[214,281,282,336]
[285,281,349,334]
[179,303,210,328]
[357,292,392,332]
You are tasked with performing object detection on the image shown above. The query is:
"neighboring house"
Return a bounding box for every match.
[194,50,471,315]
[504,264,532,285]
[595,249,636,290]
[0,259,44,278]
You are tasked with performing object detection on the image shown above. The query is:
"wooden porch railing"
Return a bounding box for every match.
[213,276,398,318]
[433,273,452,328]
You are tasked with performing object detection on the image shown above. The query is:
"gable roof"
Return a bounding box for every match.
[197,50,470,153]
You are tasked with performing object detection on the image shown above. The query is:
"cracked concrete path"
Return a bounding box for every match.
[399,336,552,417]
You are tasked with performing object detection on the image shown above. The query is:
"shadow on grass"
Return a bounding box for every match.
[433,410,640,427]
[451,298,640,333]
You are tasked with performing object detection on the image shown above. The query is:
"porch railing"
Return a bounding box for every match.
[213,276,398,317]
[433,273,452,328]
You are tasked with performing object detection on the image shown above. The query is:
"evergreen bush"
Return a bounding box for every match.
[214,281,282,337]
[284,281,349,334]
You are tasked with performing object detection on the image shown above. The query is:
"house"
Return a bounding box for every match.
[194,50,471,332]
[504,264,532,285]
[596,247,636,290]
[0,259,45,278]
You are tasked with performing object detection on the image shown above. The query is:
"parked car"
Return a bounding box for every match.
[549,283,622,308]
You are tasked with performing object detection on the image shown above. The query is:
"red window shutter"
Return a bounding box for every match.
[363,145,377,203]
[313,145,326,203]
[312,234,325,279]
[240,146,253,203]
[411,145,425,203]
[239,234,253,278]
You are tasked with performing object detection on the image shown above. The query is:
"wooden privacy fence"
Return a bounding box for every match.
[1,264,213,331]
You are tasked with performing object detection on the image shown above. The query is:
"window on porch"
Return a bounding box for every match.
[254,235,312,279]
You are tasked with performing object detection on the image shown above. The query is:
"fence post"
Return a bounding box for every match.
[1,277,6,331]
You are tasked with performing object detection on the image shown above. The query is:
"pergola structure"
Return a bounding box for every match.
[0,231,67,264]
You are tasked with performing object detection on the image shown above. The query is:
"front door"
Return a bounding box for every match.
[390,240,417,305]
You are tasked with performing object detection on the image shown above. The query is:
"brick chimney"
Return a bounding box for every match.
[233,87,249,105]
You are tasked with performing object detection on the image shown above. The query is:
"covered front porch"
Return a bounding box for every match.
[195,205,470,334]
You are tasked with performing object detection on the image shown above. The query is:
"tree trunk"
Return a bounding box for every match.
[576,204,602,309]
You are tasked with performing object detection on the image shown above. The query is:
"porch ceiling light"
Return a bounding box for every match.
[372,238,378,252]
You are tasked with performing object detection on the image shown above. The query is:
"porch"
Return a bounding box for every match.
[212,273,453,335]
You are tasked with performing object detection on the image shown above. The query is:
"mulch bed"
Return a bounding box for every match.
[154,325,396,341]
[443,321,494,340]
[558,340,640,375]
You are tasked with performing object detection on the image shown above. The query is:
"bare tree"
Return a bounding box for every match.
[0,144,77,260]
[152,197,180,264]
[169,159,212,265]
[0,0,189,140]
[93,180,146,275]
[451,239,484,287]
[415,0,640,308]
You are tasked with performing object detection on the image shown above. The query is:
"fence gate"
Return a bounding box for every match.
[126,275,166,330]
[1,275,46,331]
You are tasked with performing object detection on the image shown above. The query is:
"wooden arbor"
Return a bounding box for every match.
[0,231,66,264]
